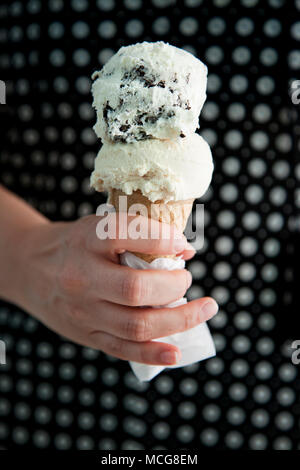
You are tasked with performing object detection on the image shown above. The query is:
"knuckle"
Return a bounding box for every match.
[105,236,118,252]
[122,273,150,306]
[106,213,126,247]
[183,304,198,331]
[60,266,85,294]
[176,271,191,297]
[67,304,85,325]
[109,337,124,359]
[125,315,153,342]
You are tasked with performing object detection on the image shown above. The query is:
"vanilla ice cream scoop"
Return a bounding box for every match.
[90,133,213,202]
[91,41,207,144]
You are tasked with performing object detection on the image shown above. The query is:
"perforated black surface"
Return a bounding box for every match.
[0,0,299,450]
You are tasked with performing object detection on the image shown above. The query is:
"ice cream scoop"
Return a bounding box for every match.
[90,133,213,202]
[91,41,208,143]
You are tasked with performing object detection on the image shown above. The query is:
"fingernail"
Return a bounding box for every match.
[174,238,187,252]
[186,271,193,289]
[160,350,181,365]
[186,242,196,253]
[202,300,219,318]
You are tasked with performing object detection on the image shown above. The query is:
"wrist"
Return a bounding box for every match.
[14,220,70,317]
[0,216,51,309]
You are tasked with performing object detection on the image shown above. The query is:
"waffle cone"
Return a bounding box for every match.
[109,189,194,262]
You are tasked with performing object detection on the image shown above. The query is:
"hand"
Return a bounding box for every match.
[18,213,218,366]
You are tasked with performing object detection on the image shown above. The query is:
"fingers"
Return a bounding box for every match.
[181,243,196,261]
[87,297,218,342]
[88,330,182,365]
[92,213,191,257]
[87,297,218,364]
[96,259,192,306]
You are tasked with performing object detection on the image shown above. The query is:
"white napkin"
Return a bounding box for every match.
[120,252,216,382]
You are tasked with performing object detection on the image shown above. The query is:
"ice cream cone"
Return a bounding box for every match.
[108,189,194,262]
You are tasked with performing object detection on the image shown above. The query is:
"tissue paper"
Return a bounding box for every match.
[120,252,216,382]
